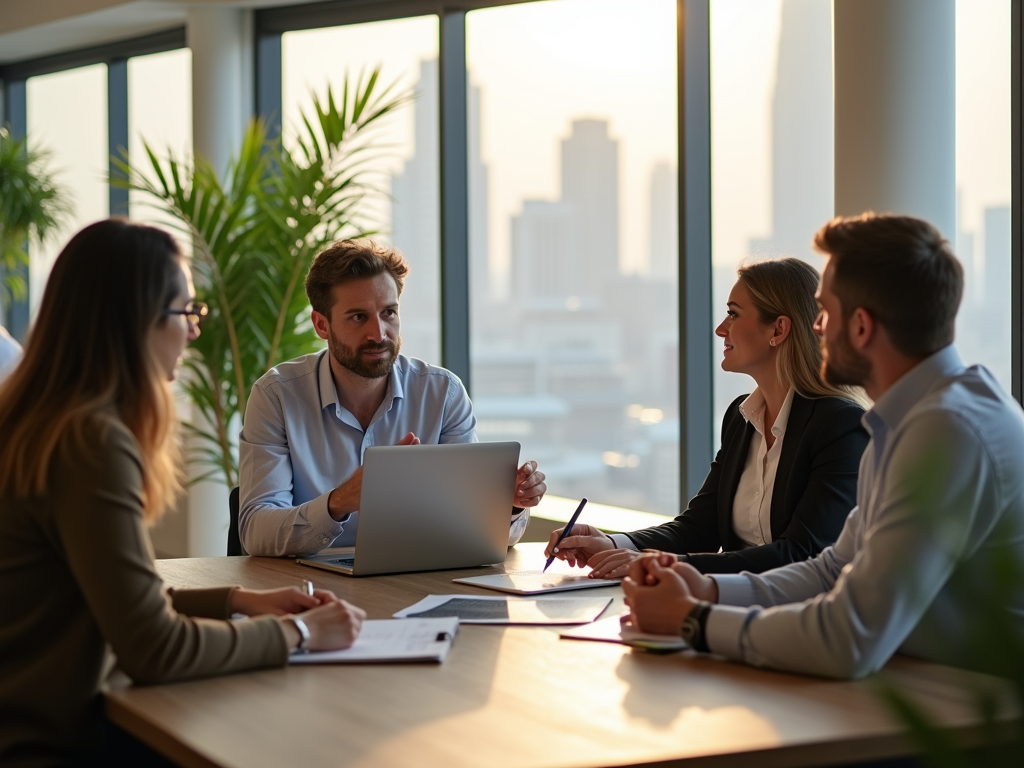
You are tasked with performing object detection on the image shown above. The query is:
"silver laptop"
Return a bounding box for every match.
[297,441,520,576]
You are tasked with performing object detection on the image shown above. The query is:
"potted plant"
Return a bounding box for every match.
[119,69,409,487]
[0,127,70,322]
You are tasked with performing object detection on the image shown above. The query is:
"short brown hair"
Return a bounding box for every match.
[813,213,963,359]
[304,239,410,315]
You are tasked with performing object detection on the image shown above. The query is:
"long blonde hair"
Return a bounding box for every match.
[738,257,867,405]
[0,219,184,521]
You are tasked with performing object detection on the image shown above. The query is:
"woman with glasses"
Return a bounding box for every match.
[0,219,365,767]
[546,257,869,578]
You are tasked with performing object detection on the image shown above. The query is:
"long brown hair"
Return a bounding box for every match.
[0,219,184,521]
[738,257,867,405]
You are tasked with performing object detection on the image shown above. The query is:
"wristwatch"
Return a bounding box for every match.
[284,614,311,653]
[679,601,712,653]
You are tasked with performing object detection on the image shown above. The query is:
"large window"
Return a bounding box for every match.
[467,0,680,514]
[282,16,441,364]
[954,0,1011,392]
[127,48,193,228]
[26,64,109,315]
[710,0,833,442]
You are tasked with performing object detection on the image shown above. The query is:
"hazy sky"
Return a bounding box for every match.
[22,0,1011,305]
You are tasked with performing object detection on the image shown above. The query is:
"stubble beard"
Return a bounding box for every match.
[329,329,402,379]
[821,324,871,388]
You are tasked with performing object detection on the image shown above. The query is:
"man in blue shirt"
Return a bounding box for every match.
[624,213,1024,678]
[238,240,546,557]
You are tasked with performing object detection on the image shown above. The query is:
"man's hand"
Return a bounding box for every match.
[328,432,420,521]
[514,460,546,508]
[627,551,720,602]
[543,523,615,568]
[622,555,698,635]
[230,586,342,616]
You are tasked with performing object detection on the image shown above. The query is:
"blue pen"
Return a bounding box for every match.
[543,498,588,572]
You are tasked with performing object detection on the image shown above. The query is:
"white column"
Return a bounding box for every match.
[833,0,955,240]
[185,8,252,556]
[187,7,253,175]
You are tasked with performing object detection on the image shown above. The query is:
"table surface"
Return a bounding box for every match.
[106,543,1015,768]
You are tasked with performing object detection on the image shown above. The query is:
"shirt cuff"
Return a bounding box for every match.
[308,490,349,549]
[705,605,756,660]
[608,533,638,550]
[712,574,757,607]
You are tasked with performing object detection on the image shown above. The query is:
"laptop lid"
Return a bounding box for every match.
[342,441,520,576]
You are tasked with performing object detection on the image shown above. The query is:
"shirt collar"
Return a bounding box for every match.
[317,349,406,414]
[317,349,338,413]
[865,344,965,435]
[738,387,796,438]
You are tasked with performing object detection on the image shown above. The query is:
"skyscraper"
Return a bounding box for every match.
[648,161,678,280]
[749,0,833,262]
[561,119,620,295]
[391,58,490,362]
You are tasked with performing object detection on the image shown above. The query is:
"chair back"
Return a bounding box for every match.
[228,487,244,556]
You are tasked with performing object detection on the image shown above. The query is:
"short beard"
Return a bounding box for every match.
[821,324,871,388]
[328,330,401,379]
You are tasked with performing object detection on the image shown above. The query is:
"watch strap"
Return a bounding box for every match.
[685,601,712,653]
[285,614,311,653]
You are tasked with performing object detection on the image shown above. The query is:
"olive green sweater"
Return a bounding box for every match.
[0,419,289,767]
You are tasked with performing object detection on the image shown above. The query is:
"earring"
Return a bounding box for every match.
[769,339,776,347]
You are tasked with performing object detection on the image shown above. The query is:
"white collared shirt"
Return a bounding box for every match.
[731,388,796,547]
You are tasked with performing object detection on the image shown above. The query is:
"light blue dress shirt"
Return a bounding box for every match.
[704,346,1024,678]
[238,351,529,556]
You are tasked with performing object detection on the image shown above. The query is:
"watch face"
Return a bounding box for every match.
[680,615,700,644]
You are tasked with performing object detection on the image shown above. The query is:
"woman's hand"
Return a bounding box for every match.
[281,600,367,652]
[543,523,615,568]
[230,586,340,617]
[587,548,645,578]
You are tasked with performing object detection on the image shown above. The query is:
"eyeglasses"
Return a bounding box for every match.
[163,302,209,329]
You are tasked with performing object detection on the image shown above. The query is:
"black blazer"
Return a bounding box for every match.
[627,393,868,574]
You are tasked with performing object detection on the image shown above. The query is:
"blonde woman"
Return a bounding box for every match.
[0,220,364,767]
[546,258,869,577]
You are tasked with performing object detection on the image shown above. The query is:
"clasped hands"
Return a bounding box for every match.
[620,552,719,635]
[542,524,721,635]
[328,433,547,521]
[229,586,365,652]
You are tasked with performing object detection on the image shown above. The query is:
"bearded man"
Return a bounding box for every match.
[238,240,546,557]
[624,213,1024,679]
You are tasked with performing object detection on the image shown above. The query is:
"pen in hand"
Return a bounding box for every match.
[543,498,588,572]
[303,580,314,598]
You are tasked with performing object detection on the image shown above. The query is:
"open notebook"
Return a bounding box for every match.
[289,617,459,664]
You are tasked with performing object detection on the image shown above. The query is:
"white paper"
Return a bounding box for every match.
[289,617,458,664]
[559,615,689,651]
[393,594,612,625]
[452,570,620,595]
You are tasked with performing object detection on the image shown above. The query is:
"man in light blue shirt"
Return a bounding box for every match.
[239,240,546,557]
[624,213,1024,678]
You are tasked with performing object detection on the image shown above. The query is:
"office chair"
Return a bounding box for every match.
[228,487,245,556]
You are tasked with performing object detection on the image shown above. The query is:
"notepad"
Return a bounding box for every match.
[289,617,459,664]
[394,594,612,625]
[452,570,621,595]
[559,615,689,652]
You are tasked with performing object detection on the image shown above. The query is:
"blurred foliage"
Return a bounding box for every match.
[876,443,1024,766]
[117,69,409,486]
[0,127,71,307]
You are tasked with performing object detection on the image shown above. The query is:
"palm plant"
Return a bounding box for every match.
[0,127,70,308]
[119,69,409,486]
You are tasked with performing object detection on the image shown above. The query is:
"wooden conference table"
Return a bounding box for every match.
[106,543,1016,768]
